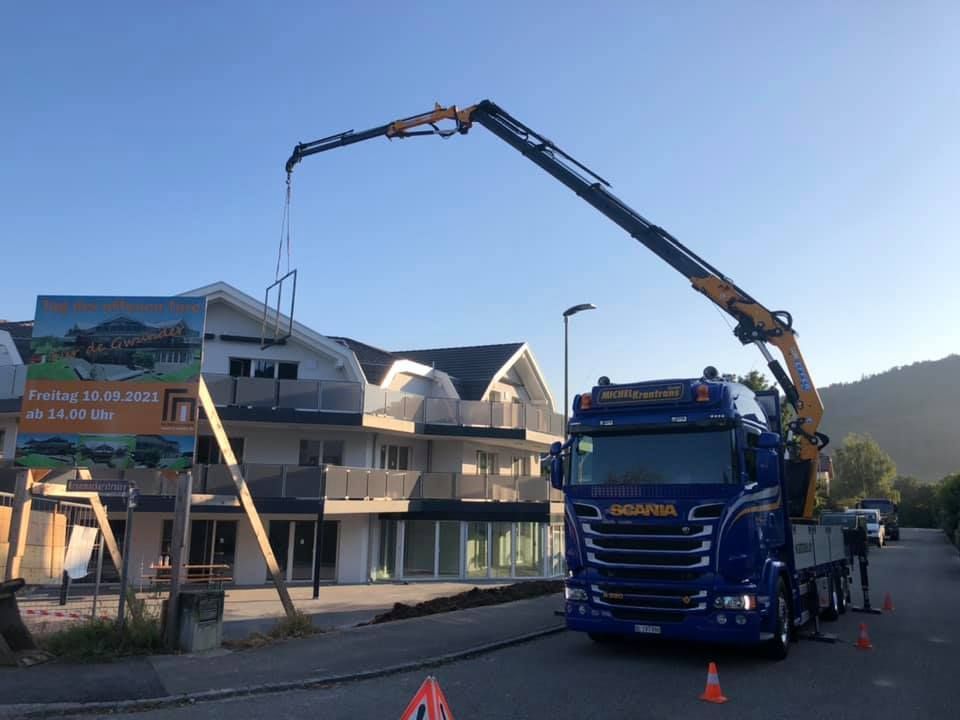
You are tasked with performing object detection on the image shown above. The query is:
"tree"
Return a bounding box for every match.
[893,475,940,528]
[937,473,960,545]
[832,433,897,501]
[736,371,770,393]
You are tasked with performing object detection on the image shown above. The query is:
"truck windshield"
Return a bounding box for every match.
[570,428,737,485]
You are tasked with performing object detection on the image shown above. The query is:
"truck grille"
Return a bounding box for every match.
[583,511,716,588]
[592,551,705,567]
[588,522,705,537]
[590,537,703,552]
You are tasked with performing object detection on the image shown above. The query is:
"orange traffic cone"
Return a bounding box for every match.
[699,662,728,703]
[856,623,873,650]
[882,592,894,613]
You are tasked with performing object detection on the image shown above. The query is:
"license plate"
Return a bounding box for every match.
[634,624,661,635]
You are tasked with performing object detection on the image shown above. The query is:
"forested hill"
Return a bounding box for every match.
[819,354,960,482]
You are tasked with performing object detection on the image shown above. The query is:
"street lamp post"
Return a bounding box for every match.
[563,303,597,437]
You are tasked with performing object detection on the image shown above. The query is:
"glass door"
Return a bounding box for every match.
[267,520,291,581]
[291,521,315,581]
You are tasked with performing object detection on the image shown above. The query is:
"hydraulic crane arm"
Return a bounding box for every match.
[285,99,828,518]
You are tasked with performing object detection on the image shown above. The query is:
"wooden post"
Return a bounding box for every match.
[198,377,296,618]
[4,470,33,582]
[164,471,192,649]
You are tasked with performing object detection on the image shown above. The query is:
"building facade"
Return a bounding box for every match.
[0,283,564,586]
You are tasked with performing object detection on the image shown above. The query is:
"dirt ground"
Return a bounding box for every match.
[367,580,562,624]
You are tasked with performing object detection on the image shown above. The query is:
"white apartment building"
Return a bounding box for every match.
[0,282,564,586]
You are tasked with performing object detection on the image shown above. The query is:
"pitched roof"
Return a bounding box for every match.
[328,336,398,385]
[0,321,33,361]
[391,342,525,401]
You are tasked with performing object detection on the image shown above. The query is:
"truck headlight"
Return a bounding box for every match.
[712,594,757,610]
[565,587,588,602]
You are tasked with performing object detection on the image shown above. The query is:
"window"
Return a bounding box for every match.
[376,519,399,580]
[380,444,410,470]
[254,359,275,378]
[230,357,298,379]
[299,440,321,466]
[466,522,489,578]
[196,435,244,464]
[0,429,5,459]
[322,440,344,466]
[229,358,251,378]
[511,456,530,478]
[550,523,565,576]
[477,450,499,476]
[491,522,513,577]
[188,520,237,569]
[489,391,502,402]
[277,362,298,380]
[515,522,544,577]
[299,438,345,468]
[744,432,759,484]
[570,429,737,485]
[438,521,460,577]
[403,520,436,577]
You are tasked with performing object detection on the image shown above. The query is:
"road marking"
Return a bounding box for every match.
[872,678,897,687]
[928,636,950,644]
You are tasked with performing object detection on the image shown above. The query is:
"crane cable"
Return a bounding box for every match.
[275,173,293,281]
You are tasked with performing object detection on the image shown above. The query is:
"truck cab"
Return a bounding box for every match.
[550,370,849,658]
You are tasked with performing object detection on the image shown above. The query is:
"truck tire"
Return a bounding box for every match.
[765,579,791,660]
[821,574,840,622]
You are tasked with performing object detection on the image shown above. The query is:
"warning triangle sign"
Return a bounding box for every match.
[399,676,455,720]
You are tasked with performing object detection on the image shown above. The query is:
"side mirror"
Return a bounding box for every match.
[756,432,780,449]
[548,441,564,491]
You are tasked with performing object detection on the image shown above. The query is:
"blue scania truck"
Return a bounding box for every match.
[285,100,850,657]
[548,371,850,659]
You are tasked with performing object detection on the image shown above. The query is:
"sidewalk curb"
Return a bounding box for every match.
[0,624,566,719]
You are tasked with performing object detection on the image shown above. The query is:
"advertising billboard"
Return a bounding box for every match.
[15,296,206,470]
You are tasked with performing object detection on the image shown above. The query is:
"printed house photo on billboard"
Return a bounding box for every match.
[15,433,79,467]
[28,298,204,383]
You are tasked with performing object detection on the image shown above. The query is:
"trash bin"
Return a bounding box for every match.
[177,588,225,653]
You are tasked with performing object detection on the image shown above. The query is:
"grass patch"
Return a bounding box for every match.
[39,614,164,663]
[26,361,78,380]
[15,453,72,468]
[223,611,319,651]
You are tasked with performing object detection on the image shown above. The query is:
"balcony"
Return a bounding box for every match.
[17,463,562,502]
[203,373,564,436]
[0,365,26,400]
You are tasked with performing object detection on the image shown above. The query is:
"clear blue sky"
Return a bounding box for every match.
[3,2,958,408]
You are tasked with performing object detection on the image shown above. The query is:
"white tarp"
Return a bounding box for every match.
[63,525,99,580]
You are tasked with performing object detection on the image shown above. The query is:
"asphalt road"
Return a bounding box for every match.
[79,528,959,720]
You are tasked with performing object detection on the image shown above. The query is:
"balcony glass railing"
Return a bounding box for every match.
[1,369,561,435]
[201,373,563,435]
[0,463,565,503]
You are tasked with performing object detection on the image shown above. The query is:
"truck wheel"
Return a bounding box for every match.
[765,579,791,660]
[821,574,840,622]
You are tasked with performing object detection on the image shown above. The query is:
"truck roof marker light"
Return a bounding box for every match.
[695,384,710,402]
